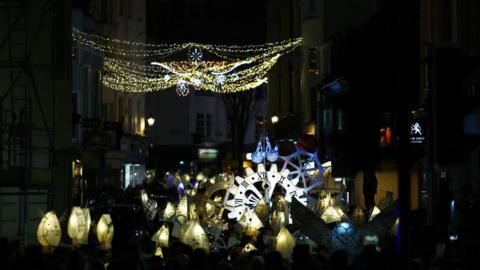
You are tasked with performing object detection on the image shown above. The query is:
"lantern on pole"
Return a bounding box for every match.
[96,214,114,249]
[37,211,62,250]
[67,207,91,246]
[163,202,176,220]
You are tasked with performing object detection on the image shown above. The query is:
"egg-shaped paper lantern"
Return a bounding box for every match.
[181,221,209,252]
[96,214,114,249]
[67,207,91,246]
[37,211,62,249]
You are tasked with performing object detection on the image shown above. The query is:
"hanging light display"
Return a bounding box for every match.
[97,214,114,249]
[37,211,62,249]
[251,136,279,164]
[67,207,91,246]
[72,28,302,95]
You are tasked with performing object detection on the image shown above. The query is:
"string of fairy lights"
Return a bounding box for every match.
[73,28,302,96]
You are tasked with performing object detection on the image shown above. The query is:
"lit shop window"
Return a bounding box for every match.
[379,127,392,147]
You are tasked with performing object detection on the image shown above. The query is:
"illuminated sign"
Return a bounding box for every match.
[409,121,426,144]
[198,148,218,161]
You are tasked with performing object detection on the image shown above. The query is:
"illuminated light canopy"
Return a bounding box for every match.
[72,28,302,95]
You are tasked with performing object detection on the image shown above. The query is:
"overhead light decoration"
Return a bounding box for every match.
[72,28,302,96]
[189,48,203,63]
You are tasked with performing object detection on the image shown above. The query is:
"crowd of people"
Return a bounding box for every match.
[1,179,479,270]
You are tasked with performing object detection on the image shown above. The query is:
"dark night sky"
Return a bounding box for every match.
[146,0,266,44]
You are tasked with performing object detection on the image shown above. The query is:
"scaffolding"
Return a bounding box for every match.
[0,0,68,244]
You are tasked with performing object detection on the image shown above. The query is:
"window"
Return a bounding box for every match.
[119,0,124,16]
[206,114,212,139]
[323,109,332,130]
[196,113,212,141]
[136,99,141,133]
[118,97,124,123]
[337,110,344,131]
[127,98,132,132]
[255,117,264,140]
[196,113,204,135]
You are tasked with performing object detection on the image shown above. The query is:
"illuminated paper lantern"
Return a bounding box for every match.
[67,207,91,246]
[189,202,198,221]
[154,246,163,257]
[241,243,257,253]
[275,227,295,261]
[140,189,149,206]
[239,211,263,238]
[176,196,189,224]
[37,211,61,249]
[368,206,381,221]
[152,225,169,247]
[96,214,114,249]
[321,206,345,223]
[271,210,287,235]
[181,221,209,252]
[163,202,176,220]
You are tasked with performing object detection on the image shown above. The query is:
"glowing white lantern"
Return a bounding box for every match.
[67,207,91,246]
[163,202,176,220]
[37,211,61,249]
[321,206,345,224]
[181,221,209,252]
[96,214,114,249]
[275,227,295,261]
[368,206,381,221]
[140,189,149,206]
[176,196,189,224]
[155,246,163,257]
[152,224,169,247]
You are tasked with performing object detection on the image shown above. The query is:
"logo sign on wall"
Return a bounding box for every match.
[409,120,426,144]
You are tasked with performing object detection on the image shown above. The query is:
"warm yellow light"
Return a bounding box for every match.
[369,206,381,221]
[176,196,189,224]
[242,160,252,168]
[242,243,257,253]
[239,211,263,231]
[140,189,149,206]
[275,227,295,261]
[189,202,198,221]
[67,207,91,246]
[152,225,169,247]
[154,246,163,257]
[163,202,176,220]
[321,206,345,224]
[96,214,114,249]
[271,210,287,235]
[306,122,315,135]
[37,211,61,249]
[271,115,279,124]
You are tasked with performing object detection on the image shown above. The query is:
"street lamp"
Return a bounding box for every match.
[147,114,155,127]
[271,115,279,124]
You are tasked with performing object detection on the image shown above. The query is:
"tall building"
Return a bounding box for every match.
[145,0,267,173]
[0,0,72,244]
[72,0,148,191]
